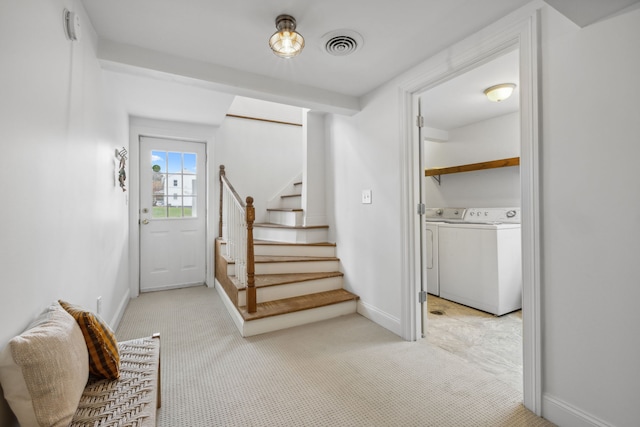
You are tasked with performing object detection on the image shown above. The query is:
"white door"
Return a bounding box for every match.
[139,136,206,292]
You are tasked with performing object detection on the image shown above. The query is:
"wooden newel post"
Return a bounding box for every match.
[246,196,257,313]
[219,165,225,238]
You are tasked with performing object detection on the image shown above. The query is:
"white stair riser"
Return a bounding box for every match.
[220,242,335,257]
[258,260,339,275]
[227,260,339,276]
[279,196,301,210]
[268,210,303,226]
[254,244,336,257]
[242,300,357,337]
[254,227,328,244]
[237,276,343,306]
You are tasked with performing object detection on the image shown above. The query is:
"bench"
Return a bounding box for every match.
[71,334,161,426]
[0,302,161,427]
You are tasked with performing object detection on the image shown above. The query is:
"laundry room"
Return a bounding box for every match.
[421,49,520,209]
[419,48,524,391]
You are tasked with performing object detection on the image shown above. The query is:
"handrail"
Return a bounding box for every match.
[219,165,256,313]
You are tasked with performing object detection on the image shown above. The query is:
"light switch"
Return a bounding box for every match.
[362,189,372,204]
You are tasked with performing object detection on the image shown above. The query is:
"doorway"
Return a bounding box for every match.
[418,47,523,390]
[399,12,541,415]
[138,136,207,292]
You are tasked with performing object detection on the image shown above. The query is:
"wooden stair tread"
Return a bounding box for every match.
[254,240,336,247]
[238,289,358,321]
[280,194,301,198]
[230,271,344,290]
[266,208,303,212]
[254,223,329,229]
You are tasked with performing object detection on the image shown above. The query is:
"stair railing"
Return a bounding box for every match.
[219,165,256,313]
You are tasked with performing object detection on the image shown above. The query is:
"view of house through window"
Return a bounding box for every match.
[151,150,197,218]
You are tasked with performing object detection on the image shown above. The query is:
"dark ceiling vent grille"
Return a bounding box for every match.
[322,30,363,56]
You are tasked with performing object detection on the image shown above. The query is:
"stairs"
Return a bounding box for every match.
[215,180,358,337]
[256,181,329,243]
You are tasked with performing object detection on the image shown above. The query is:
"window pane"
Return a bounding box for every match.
[184,176,196,196]
[152,198,168,218]
[168,152,182,173]
[152,172,166,196]
[183,197,195,217]
[151,151,166,173]
[183,153,197,174]
[168,175,182,191]
[168,203,183,218]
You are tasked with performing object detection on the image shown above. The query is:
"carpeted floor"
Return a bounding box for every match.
[116,286,554,426]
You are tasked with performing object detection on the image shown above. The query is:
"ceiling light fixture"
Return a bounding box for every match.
[269,14,305,59]
[483,83,516,102]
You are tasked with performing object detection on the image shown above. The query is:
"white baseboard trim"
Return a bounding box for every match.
[110,287,131,331]
[543,393,612,427]
[304,213,328,227]
[140,281,205,293]
[357,300,402,337]
[214,279,244,334]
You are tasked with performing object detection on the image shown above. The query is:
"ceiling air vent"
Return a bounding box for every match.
[321,30,363,56]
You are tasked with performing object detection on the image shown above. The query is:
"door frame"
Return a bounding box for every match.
[398,10,542,414]
[129,117,217,298]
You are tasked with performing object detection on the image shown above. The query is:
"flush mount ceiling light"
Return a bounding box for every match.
[269,14,305,59]
[484,83,516,102]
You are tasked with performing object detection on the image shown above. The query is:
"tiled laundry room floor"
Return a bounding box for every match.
[425,294,523,392]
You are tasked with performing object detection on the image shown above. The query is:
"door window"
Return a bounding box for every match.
[151,151,198,218]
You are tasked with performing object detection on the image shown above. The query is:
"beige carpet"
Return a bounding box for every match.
[116,286,554,426]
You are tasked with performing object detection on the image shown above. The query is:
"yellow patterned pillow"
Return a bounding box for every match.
[59,300,120,380]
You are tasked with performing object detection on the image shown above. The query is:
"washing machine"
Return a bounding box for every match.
[424,208,465,296]
[426,207,522,315]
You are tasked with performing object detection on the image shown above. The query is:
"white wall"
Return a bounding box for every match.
[539,5,640,426]
[216,99,304,223]
[302,111,328,227]
[326,2,640,426]
[0,0,130,424]
[325,89,405,334]
[424,112,520,208]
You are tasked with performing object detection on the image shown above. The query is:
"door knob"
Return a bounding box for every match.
[141,219,150,225]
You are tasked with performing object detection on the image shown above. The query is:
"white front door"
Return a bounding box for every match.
[139,136,206,292]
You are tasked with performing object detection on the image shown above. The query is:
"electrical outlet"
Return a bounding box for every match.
[362,189,372,204]
[96,296,102,315]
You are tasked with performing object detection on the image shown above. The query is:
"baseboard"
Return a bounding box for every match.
[304,213,328,227]
[357,300,402,337]
[110,287,131,331]
[543,393,612,427]
[139,281,204,293]
[214,279,244,334]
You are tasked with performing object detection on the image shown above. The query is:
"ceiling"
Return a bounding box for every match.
[80,0,640,123]
[421,49,519,131]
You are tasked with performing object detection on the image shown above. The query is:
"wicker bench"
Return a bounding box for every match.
[0,303,162,427]
[71,334,161,427]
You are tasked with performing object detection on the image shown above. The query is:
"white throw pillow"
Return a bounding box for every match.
[0,302,89,427]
